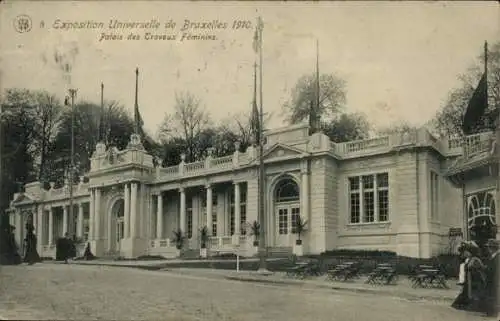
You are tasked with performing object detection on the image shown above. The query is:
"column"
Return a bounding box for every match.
[301,170,309,221]
[77,203,84,238]
[156,192,163,239]
[89,189,95,240]
[206,185,212,235]
[95,189,101,240]
[63,205,68,235]
[15,210,22,248]
[234,182,241,236]
[124,184,130,238]
[130,183,137,238]
[37,205,43,249]
[180,187,186,232]
[48,207,54,245]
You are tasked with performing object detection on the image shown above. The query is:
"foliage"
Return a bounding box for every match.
[320,249,397,257]
[375,121,417,136]
[320,112,371,143]
[282,73,347,124]
[199,226,209,249]
[158,91,210,163]
[432,41,500,138]
[0,224,21,265]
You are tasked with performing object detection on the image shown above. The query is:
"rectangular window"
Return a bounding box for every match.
[430,171,439,220]
[278,208,288,234]
[291,207,300,234]
[349,172,389,224]
[230,186,247,235]
[187,197,193,239]
[83,218,89,242]
[349,177,360,223]
[212,192,217,236]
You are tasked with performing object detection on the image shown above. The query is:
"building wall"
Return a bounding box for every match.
[336,153,397,253]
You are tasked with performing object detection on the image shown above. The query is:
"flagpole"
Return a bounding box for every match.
[67,88,77,240]
[315,39,320,131]
[99,83,104,143]
[134,68,139,135]
[257,16,268,272]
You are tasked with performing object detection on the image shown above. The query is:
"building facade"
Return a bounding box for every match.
[7,123,499,259]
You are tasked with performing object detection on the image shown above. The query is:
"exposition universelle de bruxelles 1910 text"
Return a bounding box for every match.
[51,19,254,42]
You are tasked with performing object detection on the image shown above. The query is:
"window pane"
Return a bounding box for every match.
[377,173,389,188]
[187,209,193,238]
[291,207,300,233]
[240,205,247,235]
[362,175,374,189]
[349,177,359,191]
[378,190,389,221]
[212,209,217,236]
[276,179,300,202]
[278,208,288,234]
[350,193,360,223]
[364,191,375,222]
[230,205,235,236]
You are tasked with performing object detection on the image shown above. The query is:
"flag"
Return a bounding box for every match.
[252,17,263,53]
[462,72,488,135]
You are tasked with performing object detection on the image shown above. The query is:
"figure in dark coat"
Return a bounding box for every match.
[452,242,487,311]
[23,222,41,264]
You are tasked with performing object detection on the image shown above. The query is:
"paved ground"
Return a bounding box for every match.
[0,263,494,321]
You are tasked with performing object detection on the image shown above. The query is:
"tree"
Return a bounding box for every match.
[1,91,38,206]
[432,41,500,138]
[282,73,347,124]
[376,121,416,136]
[47,101,135,185]
[158,91,210,163]
[321,112,370,143]
[32,92,62,182]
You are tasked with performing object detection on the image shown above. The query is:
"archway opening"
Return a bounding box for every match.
[111,199,125,251]
[274,177,300,247]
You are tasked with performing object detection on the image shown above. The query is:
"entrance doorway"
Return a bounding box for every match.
[274,178,300,247]
[110,199,125,252]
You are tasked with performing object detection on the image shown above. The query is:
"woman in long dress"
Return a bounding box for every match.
[452,242,486,311]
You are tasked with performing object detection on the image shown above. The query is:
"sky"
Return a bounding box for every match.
[1,1,498,138]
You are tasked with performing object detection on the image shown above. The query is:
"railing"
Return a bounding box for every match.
[337,136,391,155]
[211,155,233,168]
[150,239,173,248]
[185,161,205,174]
[443,131,493,158]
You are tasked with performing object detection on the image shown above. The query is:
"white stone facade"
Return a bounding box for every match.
[8,124,498,259]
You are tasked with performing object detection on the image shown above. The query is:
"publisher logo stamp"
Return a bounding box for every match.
[13,14,32,33]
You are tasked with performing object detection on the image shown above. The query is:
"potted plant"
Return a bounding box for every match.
[199,226,209,258]
[293,216,308,256]
[248,220,260,248]
[172,228,185,253]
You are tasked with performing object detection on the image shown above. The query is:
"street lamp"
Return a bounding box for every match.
[65,89,77,239]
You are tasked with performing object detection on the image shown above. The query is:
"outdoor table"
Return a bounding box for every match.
[411,268,448,288]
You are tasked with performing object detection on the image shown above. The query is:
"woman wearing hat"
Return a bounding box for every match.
[452,241,487,311]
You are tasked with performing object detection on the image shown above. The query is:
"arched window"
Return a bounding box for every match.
[275,178,300,203]
[467,191,496,228]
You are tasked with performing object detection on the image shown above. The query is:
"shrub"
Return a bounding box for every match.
[136,255,166,261]
[320,249,397,258]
